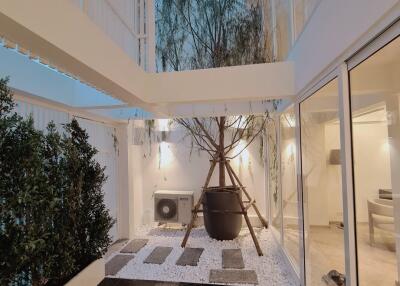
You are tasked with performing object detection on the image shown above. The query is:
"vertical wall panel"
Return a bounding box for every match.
[15,100,69,131]
[67,0,150,70]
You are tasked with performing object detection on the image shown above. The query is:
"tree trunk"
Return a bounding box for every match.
[219,116,225,187]
[31,270,42,286]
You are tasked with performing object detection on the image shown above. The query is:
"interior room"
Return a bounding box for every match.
[349,36,400,286]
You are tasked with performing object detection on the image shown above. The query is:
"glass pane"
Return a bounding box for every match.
[350,36,400,286]
[280,107,300,267]
[267,118,282,239]
[294,0,321,41]
[274,0,292,61]
[294,0,305,40]
[300,78,345,285]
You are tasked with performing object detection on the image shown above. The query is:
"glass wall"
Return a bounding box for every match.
[350,36,400,286]
[270,0,321,60]
[267,117,282,239]
[280,107,300,268]
[293,0,321,40]
[274,0,293,61]
[300,78,346,285]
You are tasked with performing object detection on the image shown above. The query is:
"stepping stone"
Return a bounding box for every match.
[105,239,129,258]
[105,255,134,276]
[176,247,204,266]
[209,269,258,285]
[222,249,244,269]
[144,246,173,264]
[120,239,148,253]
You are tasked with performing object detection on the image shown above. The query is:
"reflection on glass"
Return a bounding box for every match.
[350,36,400,286]
[274,0,292,61]
[267,118,282,239]
[280,107,300,268]
[300,78,345,285]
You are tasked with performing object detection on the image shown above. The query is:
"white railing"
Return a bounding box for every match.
[68,0,154,71]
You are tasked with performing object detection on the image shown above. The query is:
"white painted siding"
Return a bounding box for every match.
[68,0,152,70]
[15,100,69,131]
[76,117,119,240]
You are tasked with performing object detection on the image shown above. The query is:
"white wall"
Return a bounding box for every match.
[130,120,267,229]
[302,119,392,225]
[352,122,392,222]
[289,0,399,94]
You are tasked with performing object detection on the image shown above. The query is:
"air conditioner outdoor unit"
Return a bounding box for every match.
[154,190,194,225]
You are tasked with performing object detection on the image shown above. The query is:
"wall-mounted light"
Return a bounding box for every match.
[229,115,248,129]
[234,139,249,166]
[286,142,296,157]
[159,141,173,168]
[283,113,296,128]
[157,119,170,132]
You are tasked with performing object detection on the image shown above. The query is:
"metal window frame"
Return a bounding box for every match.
[345,20,400,286]
[292,17,400,286]
[297,74,339,286]
[279,105,302,281]
[266,107,302,284]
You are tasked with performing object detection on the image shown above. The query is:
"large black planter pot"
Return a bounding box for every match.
[202,186,242,240]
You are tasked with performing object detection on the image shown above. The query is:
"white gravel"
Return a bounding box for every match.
[106,225,297,286]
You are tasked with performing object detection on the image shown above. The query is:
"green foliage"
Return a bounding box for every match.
[62,118,114,273]
[0,78,114,285]
[156,0,271,72]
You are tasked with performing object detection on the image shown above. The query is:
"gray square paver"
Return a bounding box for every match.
[144,246,173,264]
[120,239,149,253]
[222,249,244,269]
[176,247,204,266]
[105,255,134,276]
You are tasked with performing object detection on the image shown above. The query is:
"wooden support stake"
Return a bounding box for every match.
[226,161,269,229]
[245,199,255,211]
[225,161,263,256]
[181,160,217,248]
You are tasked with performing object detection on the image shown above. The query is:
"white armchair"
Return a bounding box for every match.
[368,198,394,244]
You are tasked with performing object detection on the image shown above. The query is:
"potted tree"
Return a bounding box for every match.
[176,115,271,255]
[156,0,276,254]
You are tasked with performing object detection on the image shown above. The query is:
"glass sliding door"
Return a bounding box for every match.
[280,106,300,268]
[300,78,346,285]
[349,36,400,286]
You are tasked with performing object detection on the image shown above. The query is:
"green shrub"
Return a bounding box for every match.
[0,77,114,285]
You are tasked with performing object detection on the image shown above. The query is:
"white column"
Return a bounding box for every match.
[139,0,146,69]
[338,63,357,286]
[146,0,156,72]
[116,123,131,239]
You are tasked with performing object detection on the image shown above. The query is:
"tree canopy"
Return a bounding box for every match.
[156,0,273,72]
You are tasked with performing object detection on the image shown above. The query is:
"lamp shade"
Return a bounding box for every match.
[329,149,341,165]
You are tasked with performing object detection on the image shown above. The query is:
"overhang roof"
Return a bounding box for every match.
[0,0,295,117]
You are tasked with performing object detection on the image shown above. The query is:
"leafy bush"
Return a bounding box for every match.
[0,78,114,285]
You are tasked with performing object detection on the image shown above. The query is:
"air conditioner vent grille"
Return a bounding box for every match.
[156,198,177,220]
